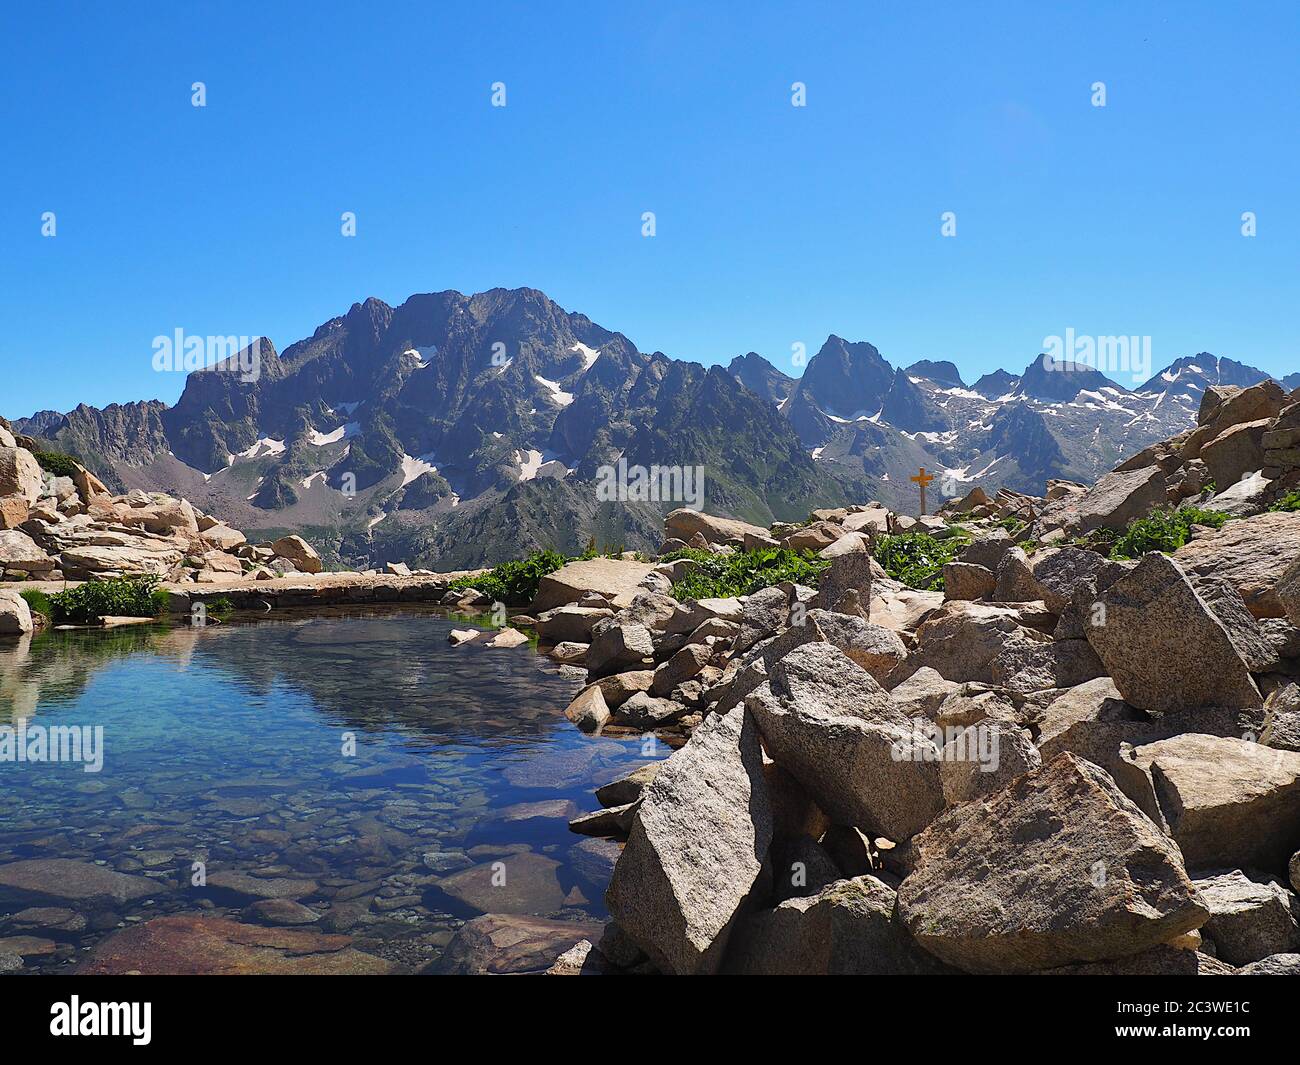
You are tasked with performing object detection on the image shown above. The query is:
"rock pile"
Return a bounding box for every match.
[534,382,1300,976]
[0,419,324,586]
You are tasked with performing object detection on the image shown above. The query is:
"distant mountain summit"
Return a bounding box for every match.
[726,352,794,405]
[972,369,1020,398]
[905,360,965,389]
[18,285,1295,567]
[1136,352,1273,408]
[1009,353,1126,403]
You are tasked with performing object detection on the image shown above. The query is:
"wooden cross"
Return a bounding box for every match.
[911,466,935,515]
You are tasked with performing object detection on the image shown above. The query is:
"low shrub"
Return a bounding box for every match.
[872,531,969,591]
[1268,490,1300,513]
[33,451,81,479]
[449,549,568,605]
[669,547,829,600]
[1106,506,1230,560]
[48,575,170,624]
[18,588,52,619]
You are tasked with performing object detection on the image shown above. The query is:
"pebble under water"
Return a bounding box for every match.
[0,610,659,974]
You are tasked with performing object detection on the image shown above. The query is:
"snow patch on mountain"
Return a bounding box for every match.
[572,343,600,371]
[400,453,439,486]
[239,437,285,459]
[308,422,360,446]
[535,375,574,407]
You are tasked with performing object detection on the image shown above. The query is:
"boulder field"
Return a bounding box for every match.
[499,380,1300,976]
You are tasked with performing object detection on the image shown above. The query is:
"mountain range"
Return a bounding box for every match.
[16,286,1297,568]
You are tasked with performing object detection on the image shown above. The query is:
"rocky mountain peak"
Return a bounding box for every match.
[1010,353,1125,403]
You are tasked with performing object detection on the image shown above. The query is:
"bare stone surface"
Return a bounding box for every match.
[1117,734,1300,872]
[75,915,399,975]
[1085,553,1261,713]
[723,875,949,975]
[897,753,1208,973]
[745,643,944,840]
[605,707,772,975]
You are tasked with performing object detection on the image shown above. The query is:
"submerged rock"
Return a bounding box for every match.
[75,915,398,975]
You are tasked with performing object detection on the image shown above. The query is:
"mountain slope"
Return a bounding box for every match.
[17,286,1294,559]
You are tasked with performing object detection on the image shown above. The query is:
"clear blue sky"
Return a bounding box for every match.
[3,1,1298,418]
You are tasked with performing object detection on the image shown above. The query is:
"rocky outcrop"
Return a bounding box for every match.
[1084,553,1262,712]
[897,754,1208,973]
[1115,734,1300,872]
[605,707,772,975]
[745,644,944,841]
[0,437,332,588]
[723,875,948,975]
[531,558,660,612]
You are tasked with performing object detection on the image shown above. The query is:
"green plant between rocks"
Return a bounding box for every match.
[668,547,829,600]
[1105,506,1231,560]
[32,451,81,479]
[448,549,569,605]
[1267,490,1300,513]
[18,588,52,620]
[872,531,970,591]
[48,576,170,625]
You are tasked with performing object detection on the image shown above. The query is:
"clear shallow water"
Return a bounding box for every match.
[0,611,656,973]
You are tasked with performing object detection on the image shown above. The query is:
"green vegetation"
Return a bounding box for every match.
[872,531,970,591]
[1105,506,1231,560]
[32,451,81,478]
[669,547,830,600]
[449,549,568,605]
[19,588,52,619]
[48,575,170,625]
[204,596,234,619]
[1268,490,1300,513]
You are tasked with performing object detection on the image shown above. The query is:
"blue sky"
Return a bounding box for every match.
[2,1,1298,418]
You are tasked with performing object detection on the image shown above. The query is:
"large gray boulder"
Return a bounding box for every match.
[270,534,321,574]
[939,721,1041,805]
[733,586,790,654]
[900,601,1052,684]
[534,606,613,645]
[942,561,996,601]
[605,707,772,975]
[745,643,944,840]
[1045,464,1168,535]
[805,609,906,682]
[0,530,56,574]
[1115,734,1300,871]
[1235,953,1300,975]
[532,557,659,611]
[989,639,1106,695]
[664,508,768,546]
[1175,510,1300,618]
[810,535,874,614]
[1084,553,1261,713]
[0,447,42,504]
[649,643,712,697]
[585,619,655,677]
[897,753,1208,973]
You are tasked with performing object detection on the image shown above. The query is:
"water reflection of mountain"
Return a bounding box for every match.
[1,612,583,748]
